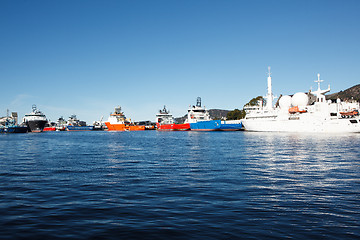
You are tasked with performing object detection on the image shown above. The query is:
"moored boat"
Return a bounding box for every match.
[65,115,94,131]
[22,105,47,132]
[3,125,28,133]
[43,127,56,131]
[0,120,28,133]
[66,125,94,131]
[0,111,27,133]
[43,121,56,131]
[156,106,190,131]
[93,116,106,131]
[55,116,67,131]
[105,106,145,131]
[242,67,360,132]
[185,97,242,131]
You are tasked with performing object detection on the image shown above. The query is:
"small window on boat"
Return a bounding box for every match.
[330,113,337,116]
[350,120,358,124]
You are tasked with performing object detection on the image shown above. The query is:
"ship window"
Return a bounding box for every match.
[350,120,358,124]
[330,113,337,116]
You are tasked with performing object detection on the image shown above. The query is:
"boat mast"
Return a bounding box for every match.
[265,66,273,110]
[315,73,323,92]
[313,73,331,100]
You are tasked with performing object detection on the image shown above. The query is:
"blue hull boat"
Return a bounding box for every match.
[190,120,242,131]
[66,126,94,131]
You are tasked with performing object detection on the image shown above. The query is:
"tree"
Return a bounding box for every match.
[245,96,264,107]
[227,109,246,120]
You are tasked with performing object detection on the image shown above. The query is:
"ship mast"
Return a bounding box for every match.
[313,73,331,98]
[315,73,323,91]
[265,66,274,110]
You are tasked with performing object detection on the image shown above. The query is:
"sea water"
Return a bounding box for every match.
[0,131,359,239]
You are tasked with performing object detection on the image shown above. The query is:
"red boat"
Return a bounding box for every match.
[156,106,190,131]
[43,121,56,131]
[156,122,190,131]
[43,127,56,131]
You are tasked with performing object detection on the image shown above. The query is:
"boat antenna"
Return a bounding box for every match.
[196,97,201,107]
[315,73,323,91]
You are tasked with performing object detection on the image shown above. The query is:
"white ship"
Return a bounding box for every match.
[184,97,212,124]
[242,68,360,133]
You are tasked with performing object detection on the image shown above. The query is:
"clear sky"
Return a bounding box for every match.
[1,0,359,123]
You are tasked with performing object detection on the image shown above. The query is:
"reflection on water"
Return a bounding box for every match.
[0,131,359,239]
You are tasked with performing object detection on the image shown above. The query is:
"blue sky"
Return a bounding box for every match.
[1,0,359,123]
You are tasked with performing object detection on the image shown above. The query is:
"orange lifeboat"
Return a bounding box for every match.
[340,110,359,117]
[288,106,307,114]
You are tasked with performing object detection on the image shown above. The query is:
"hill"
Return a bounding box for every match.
[326,84,360,101]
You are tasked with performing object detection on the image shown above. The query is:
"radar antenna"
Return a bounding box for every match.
[196,97,201,107]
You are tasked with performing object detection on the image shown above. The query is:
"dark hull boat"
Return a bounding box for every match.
[3,125,28,133]
[26,120,47,132]
[23,105,47,132]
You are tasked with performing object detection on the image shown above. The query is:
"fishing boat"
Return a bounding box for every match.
[66,115,94,131]
[105,106,145,131]
[156,106,190,131]
[242,67,360,132]
[185,97,242,131]
[22,105,47,132]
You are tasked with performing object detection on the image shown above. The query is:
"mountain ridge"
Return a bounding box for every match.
[326,84,360,102]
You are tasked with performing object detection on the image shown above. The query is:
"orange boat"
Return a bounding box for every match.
[105,106,145,131]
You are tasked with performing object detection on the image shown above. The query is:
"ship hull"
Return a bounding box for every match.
[66,126,94,131]
[43,127,56,131]
[242,117,360,133]
[105,122,145,131]
[156,123,190,131]
[190,120,242,131]
[1,126,28,133]
[26,120,47,132]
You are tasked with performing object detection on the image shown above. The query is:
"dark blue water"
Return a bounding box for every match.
[0,131,359,239]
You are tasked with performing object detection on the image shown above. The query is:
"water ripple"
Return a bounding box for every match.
[0,131,359,239]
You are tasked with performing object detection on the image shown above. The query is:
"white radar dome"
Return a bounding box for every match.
[279,95,292,109]
[291,92,308,107]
